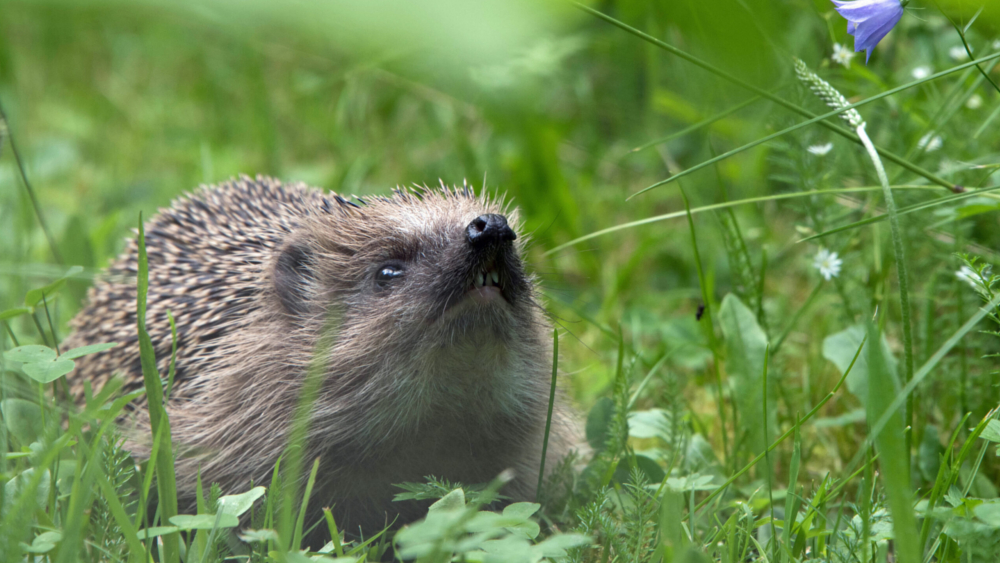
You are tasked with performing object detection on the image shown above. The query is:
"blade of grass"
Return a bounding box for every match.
[196,510,227,563]
[844,291,1000,478]
[94,466,146,561]
[695,335,867,513]
[0,433,74,556]
[771,281,824,355]
[279,309,339,550]
[165,311,178,400]
[629,94,764,154]
[536,328,559,500]
[856,122,916,466]
[0,97,62,263]
[291,457,320,550]
[781,415,801,562]
[973,101,1000,138]
[865,321,920,563]
[626,347,678,411]
[322,508,345,558]
[575,3,986,194]
[628,52,1000,199]
[544,185,937,256]
[761,345,777,561]
[920,408,999,563]
[798,184,1000,243]
[935,4,1000,95]
[136,212,181,563]
[919,412,971,551]
[680,184,729,467]
[56,421,119,562]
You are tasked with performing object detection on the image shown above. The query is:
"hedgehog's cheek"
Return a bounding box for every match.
[273,243,316,317]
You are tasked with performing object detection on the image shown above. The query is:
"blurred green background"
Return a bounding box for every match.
[3,0,1000,457]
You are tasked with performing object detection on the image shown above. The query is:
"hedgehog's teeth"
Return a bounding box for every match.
[475,272,485,287]
[490,270,499,285]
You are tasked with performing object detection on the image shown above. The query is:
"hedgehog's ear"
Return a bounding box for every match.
[274,243,314,316]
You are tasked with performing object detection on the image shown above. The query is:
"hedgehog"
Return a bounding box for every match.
[62,174,578,538]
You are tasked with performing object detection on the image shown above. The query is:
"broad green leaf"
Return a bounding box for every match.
[625,453,666,484]
[23,359,76,383]
[21,540,56,554]
[628,408,672,440]
[428,488,466,513]
[665,473,718,492]
[37,530,64,544]
[23,266,82,307]
[865,323,919,563]
[974,501,1000,527]
[478,535,532,562]
[468,506,540,539]
[0,307,31,321]
[59,343,118,360]
[168,513,240,530]
[3,468,51,515]
[217,486,266,517]
[1,398,43,444]
[4,345,56,363]
[718,293,771,457]
[136,526,179,539]
[55,460,78,495]
[21,530,62,554]
[502,502,540,520]
[532,533,592,557]
[979,420,1000,442]
[283,551,356,563]
[240,528,280,543]
[822,325,898,406]
[813,408,867,428]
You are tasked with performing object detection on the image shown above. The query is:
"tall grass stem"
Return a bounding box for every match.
[0,98,62,263]
[856,124,915,461]
[575,3,984,194]
[536,328,559,501]
[680,184,729,467]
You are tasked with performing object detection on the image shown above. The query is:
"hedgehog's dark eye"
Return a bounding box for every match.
[375,264,405,290]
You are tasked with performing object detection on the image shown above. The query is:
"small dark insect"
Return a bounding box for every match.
[696,303,706,321]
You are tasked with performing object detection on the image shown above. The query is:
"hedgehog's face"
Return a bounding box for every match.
[271,188,542,351]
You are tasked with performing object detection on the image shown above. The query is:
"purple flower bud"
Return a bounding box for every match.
[831,0,905,64]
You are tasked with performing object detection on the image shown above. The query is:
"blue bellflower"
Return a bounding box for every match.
[831,0,907,63]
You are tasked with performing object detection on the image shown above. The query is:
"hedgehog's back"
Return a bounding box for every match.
[64,175,327,402]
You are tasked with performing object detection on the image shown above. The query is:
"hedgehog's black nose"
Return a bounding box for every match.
[466,214,516,249]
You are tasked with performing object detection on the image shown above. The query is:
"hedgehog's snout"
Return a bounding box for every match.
[466,213,516,249]
[459,213,523,308]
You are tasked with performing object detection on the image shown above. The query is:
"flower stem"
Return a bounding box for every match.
[856,123,915,461]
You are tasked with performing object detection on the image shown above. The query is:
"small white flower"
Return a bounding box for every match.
[994,39,1000,51]
[917,133,943,153]
[808,142,834,156]
[956,265,989,290]
[967,94,983,109]
[950,46,970,61]
[813,248,843,281]
[832,43,855,68]
[911,66,932,80]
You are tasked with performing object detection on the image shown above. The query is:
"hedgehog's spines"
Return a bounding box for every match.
[62,173,565,542]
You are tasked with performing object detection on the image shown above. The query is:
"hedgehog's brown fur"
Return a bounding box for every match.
[63,174,578,537]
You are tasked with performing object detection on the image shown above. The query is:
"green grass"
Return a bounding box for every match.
[4,0,1000,561]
